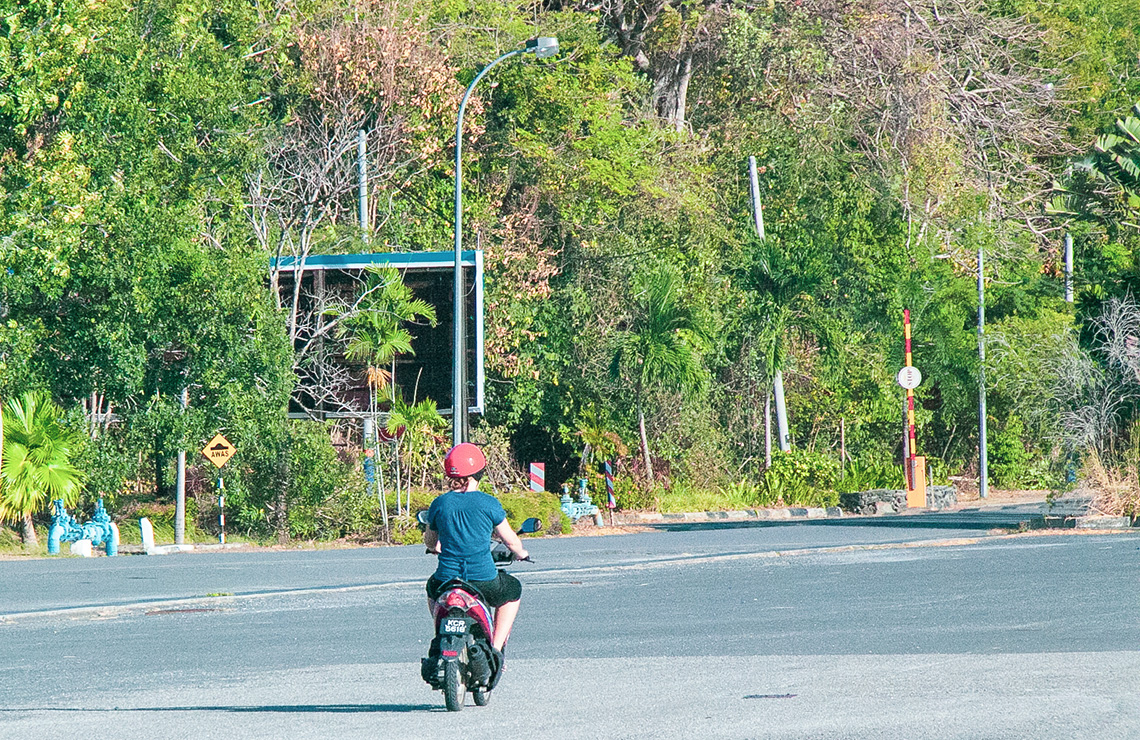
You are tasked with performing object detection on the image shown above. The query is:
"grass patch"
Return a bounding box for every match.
[656,484,759,513]
[0,525,50,556]
[115,505,223,545]
[0,524,25,553]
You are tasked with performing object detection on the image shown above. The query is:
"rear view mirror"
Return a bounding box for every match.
[518,517,543,534]
[416,510,429,526]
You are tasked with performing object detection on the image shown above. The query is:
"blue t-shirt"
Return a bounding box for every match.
[427,489,507,582]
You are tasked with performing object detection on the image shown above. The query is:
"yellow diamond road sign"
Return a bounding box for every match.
[202,433,236,469]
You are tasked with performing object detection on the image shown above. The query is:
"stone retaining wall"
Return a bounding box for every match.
[839,485,957,515]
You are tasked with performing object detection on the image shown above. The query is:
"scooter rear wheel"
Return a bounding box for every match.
[473,687,491,706]
[443,661,466,712]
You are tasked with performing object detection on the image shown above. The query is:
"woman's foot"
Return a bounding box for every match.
[487,645,505,689]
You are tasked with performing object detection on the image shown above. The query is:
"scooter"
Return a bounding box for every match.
[416,511,541,711]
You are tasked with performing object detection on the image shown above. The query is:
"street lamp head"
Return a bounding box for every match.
[526,36,559,59]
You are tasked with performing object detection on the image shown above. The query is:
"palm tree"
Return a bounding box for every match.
[0,391,85,548]
[333,267,436,518]
[739,240,827,457]
[338,266,437,393]
[575,404,629,476]
[1049,102,1140,228]
[386,396,448,492]
[610,265,708,485]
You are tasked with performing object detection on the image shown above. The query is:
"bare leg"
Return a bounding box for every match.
[491,599,520,651]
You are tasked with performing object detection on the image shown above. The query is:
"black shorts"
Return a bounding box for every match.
[426,571,521,608]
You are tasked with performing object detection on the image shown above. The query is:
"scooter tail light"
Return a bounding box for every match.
[443,590,478,609]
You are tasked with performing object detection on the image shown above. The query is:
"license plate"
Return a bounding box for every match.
[442,618,467,635]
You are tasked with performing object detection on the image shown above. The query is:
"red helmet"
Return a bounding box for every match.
[444,443,486,478]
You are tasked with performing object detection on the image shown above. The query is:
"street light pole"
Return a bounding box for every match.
[977,244,988,499]
[452,37,558,445]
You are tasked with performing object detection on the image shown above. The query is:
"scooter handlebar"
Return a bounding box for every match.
[423,544,534,563]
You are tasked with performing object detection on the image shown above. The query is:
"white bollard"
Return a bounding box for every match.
[139,517,155,554]
[70,539,93,557]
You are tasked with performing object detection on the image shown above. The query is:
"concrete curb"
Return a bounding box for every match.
[1041,514,1134,530]
[615,506,842,525]
[614,507,1137,529]
[116,542,253,556]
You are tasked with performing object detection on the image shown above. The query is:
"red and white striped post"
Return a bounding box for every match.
[605,459,616,526]
[904,309,917,491]
[529,463,545,493]
[217,475,226,545]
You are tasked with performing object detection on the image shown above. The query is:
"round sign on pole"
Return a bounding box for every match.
[897,366,922,390]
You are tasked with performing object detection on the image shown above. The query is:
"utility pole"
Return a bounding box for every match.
[764,392,772,469]
[358,129,368,238]
[772,369,790,452]
[749,155,790,452]
[977,245,988,499]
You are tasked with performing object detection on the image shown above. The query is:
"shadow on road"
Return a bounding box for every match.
[0,704,442,714]
[649,508,1045,534]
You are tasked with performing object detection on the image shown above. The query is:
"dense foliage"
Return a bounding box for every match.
[3,0,1140,544]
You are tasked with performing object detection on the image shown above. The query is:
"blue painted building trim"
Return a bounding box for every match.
[272,250,479,271]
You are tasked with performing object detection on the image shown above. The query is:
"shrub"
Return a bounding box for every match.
[285,420,351,539]
[610,470,656,511]
[657,480,758,512]
[836,460,905,493]
[494,487,570,535]
[761,450,840,507]
[990,415,1031,487]
[387,513,424,545]
[573,465,654,512]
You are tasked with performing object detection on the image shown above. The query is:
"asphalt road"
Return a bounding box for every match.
[0,506,1048,616]
[1,510,1138,739]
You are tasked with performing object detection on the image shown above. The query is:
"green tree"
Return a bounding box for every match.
[1,0,295,518]
[0,392,84,547]
[610,265,708,484]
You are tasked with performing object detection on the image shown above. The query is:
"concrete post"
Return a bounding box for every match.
[1064,232,1073,303]
[175,386,187,545]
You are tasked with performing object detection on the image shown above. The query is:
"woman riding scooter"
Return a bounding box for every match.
[422,443,529,685]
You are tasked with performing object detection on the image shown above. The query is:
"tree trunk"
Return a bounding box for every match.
[275,450,290,544]
[22,513,37,549]
[154,436,168,500]
[638,403,654,487]
[652,53,694,132]
[579,442,592,476]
